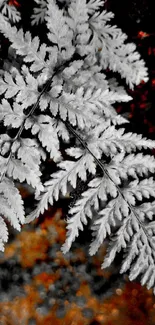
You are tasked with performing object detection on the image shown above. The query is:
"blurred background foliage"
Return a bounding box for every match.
[0,0,155,324]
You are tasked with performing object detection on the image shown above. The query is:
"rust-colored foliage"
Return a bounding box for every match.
[1,269,155,325]
[0,285,42,325]
[2,208,65,268]
[1,205,155,325]
[3,230,49,268]
[8,0,20,7]
[137,31,150,39]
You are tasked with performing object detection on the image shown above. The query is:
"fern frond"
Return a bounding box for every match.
[123,178,155,203]
[0,68,39,108]
[0,15,49,73]
[62,175,118,253]
[1,0,155,296]
[0,177,25,243]
[24,115,61,161]
[0,100,24,128]
[16,138,45,171]
[110,153,155,179]
[87,0,104,14]
[0,177,25,223]
[1,3,21,22]
[68,0,91,56]
[88,125,155,159]
[135,201,155,221]
[26,150,96,222]
[31,0,47,25]
[46,0,73,51]
[5,157,44,196]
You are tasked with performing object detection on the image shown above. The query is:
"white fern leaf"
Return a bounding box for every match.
[62,188,97,253]
[56,121,70,142]
[0,134,12,156]
[31,0,47,25]
[25,152,96,223]
[62,175,118,254]
[101,215,133,268]
[120,132,155,151]
[0,216,8,252]
[25,115,61,162]
[68,0,91,55]
[0,197,21,230]
[6,157,44,196]
[16,138,45,171]
[135,201,155,221]
[123,178,155,203]
[0,177,25,223]
[89,126,155,159]
[0,15,49,72]
[87,0,104,14]
[1,3,21,22]
[89,201,115,255]
[0,0,5,8]
[110,153,155,179]
[89,194,129,255]
[89,11,148,88]
[120,232,141,273]
[0,100,24,128]
[49,90,101,129]
[46,0,73,50]
[0,68,39,108]
[1,0,155,296]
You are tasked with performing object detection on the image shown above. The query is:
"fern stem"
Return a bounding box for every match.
[66,122,152,242]
[0,58,73,183]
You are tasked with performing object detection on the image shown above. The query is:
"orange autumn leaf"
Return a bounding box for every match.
[18,184,31,199]
[0,285,41,325]
[152,79,155,86]
[19,230,49,268]
[8,0,20,7]
[4,242,19,260]
[138,31,150,39]
[148,47,152,55]
[40,208,66,243]
[76,282,91,298]
[34,271,59,290]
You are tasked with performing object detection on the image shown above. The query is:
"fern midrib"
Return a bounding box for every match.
[0,57,74,184]
[67,122,154,249]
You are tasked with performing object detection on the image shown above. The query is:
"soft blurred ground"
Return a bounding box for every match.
[1,206,155,325]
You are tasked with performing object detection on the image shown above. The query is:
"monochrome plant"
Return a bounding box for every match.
[0,0,21,22]
[1,0,155,293]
